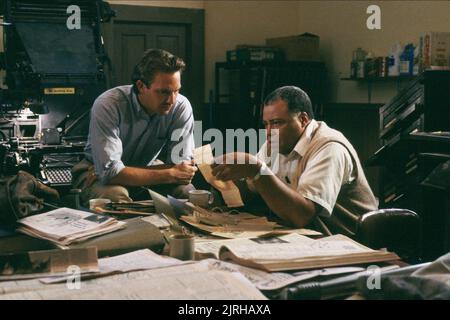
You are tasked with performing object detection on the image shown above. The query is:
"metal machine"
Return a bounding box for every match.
[0,0,114,187]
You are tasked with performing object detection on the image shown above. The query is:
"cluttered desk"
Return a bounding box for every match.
[2,184,439,300]
[1,141,448,300]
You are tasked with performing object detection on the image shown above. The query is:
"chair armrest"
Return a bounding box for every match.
[355,209,422,262]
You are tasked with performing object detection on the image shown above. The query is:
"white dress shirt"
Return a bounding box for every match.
[254,120,355,216]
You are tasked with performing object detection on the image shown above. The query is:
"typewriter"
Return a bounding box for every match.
[39,153,84,187]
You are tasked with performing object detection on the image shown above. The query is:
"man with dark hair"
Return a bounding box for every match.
[212,86,378,230]
[72,49,197,205]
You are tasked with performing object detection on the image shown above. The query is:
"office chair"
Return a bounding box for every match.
[355,208,422,263]
[315,208,422,263]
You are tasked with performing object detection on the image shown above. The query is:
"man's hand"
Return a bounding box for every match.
[86,165,98,187]
[212,152,261,181]
[170,160,198,184]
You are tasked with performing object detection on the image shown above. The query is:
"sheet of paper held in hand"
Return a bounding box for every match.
[193,144,244,208]
[0,263,266,300]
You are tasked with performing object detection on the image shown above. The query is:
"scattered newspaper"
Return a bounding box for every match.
[198,259,368,291]
[40,249,188,284]
[141,214,171,229]
[0,263,267,300]
[180,205,280,235]
[16,208,125,246]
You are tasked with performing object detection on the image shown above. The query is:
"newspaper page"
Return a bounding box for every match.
[195,233,316,259]
[197,259,366,291]
[0,263,267,300]
[219,233,373,262]
[193,144,244,207]
[198,259,294,290]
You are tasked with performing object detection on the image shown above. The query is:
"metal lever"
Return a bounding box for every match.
[69,188,82,209]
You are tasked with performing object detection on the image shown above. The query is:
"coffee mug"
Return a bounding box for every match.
[169,234,195,261]
[89,198,111,211]
[188,190,214,208]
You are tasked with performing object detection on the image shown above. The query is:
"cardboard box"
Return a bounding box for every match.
[266,33,320,61]
[226,46,284,63]
[421,32,450,69]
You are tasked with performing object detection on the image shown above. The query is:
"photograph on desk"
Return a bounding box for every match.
[0,0,450,305]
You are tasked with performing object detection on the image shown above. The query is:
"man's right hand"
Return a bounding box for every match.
[170,161,198,184]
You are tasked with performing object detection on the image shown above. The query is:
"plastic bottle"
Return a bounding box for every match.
[413,45,420,75]
[354,48,367,78]
[400,45,410,75]
[400,44,415,75]
[388,43,402,76]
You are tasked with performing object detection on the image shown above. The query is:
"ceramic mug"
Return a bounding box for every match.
[188,190,214,208]
[169,234,195,261]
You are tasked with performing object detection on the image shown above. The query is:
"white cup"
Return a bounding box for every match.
[89,198,111,211]
[188,190,214,208]
[169,234,195,261]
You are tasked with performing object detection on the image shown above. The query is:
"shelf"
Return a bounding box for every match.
[340,75,417,104]
[341,76,416,81]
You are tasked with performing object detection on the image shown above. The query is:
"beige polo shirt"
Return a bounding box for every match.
[253,120,355,216]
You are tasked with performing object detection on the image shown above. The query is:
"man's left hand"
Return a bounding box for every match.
[212,152,261,181]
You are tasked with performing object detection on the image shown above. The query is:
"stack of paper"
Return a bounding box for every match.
[93,201,155,216]
[17,208,126,247]
[180,206,281,235]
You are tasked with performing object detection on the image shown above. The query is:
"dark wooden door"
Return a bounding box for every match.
[112,23,187,86]
[102,5,204,119]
